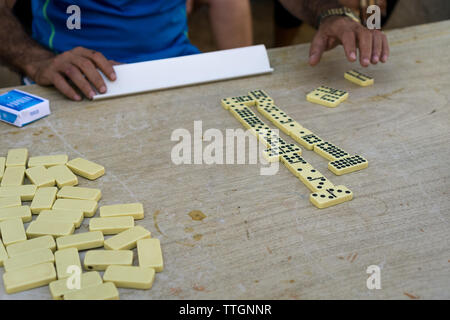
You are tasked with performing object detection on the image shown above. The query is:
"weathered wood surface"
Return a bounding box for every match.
[0,20,449,300]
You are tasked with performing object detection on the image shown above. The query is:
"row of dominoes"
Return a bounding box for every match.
[222,91,352,208]
[306,70,374,108]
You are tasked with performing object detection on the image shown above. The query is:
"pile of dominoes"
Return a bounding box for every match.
[0,150,163,299]
[221,79,370,209]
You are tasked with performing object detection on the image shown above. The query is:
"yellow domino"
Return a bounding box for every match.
[0,218,26,246]
[89,216,135,235]
[49,271,103,300]
[28,154,68,168]
[99,203,144,220]
[56,231,104,251]
[104,226,151,250]
[248,89,274,104]
[1,166,25,186]
[0,206,32,222]
[0,157,5,181]
[26,220,75,238]
[30,186,57,214]
[0,196,21,209]
[221,95,256,109]
[262,147,282,163]
[328,155,369,175]
[6,148,28,167]
[293,133,323,151]
[53,198,98,217]
[64,282,119,300]
[297,165,335,193]
[104,265,155,290]
[313,141,350,161]
[38,209,84,228]
[57,186,101,202]
[3,248,54,272]
[344,70,374,86]
[6,235,56,257]
[0,238,8,267]
[3,262,56,294]
[0,185,37,201]
[306,86,348,107]
[66,157,105,180]
[280,153,311,177]
[310,185,353,209]
[55,247,81,279]
[137,238,163,272]
[47,165,78,188]
[25,166,55,187]
[84,250,133,271]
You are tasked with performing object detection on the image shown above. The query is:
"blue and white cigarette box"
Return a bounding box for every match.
[0,89,50,127]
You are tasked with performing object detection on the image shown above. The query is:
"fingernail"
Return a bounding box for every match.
[372,55,379,63]
[89,91,95,99]
[350,52,356,60]
[110,73,116,81]
[363,58,370,66]
[100,86,106,94]
[381,55,388,62]
[74,95,81,101]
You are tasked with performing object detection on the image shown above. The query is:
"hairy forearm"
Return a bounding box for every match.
[279,0,341,27]
[0,4,53,77]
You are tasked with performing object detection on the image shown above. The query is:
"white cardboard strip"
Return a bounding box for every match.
[93,45,273,100]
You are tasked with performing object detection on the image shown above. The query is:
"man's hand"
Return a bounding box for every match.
[28,47,117,101]
[309,16,389,67]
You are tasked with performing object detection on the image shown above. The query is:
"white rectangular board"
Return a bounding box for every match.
[93,45,273,100]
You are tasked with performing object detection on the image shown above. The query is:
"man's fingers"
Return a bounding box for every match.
[371,31,383,64]
[380,33,390,63]
[51,73,81,101]
[309,33,327,66]
[340,31,357,62]
[62,63,96,100]
[73,56,107,94]
[78,47,116,81]
[357,29,372,67]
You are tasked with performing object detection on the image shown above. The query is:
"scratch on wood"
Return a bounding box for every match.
[404,292,420,299]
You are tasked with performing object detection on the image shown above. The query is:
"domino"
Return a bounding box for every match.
[99,203,144,220]
[6,235,56,257]
[137,238,164,272]
[54,247,81,279]
[0,157,5,181]
[28,154,68,168]
[84,250,133,271]
[103,265,155,290]
[310,185,353,209]
[344,70,374,87]
[1,166,25,186]
[248,89,274,105]
[25,166,55,187]
[262,147,283,163]
[294,133,323,150]
[56,231,104,251]
[3,262,56,294]
[0,206,32,223]
[30,186,57,214]
[47,165,78,188]
[57,186,102,202]
[104,226,151,250]
[89,216,135,235]
[26,221,75,238]
[0,239,7,267]
[306,86,348,107]
[38,209,84,228]
[280,153,311,177]
[297,166,335,193]
[313,141,350,161]
[49,271,102,300]
[6,148,28,167]
[221,95,256,109]
[280,143,302,155]
[328,155,368,175]
[66,157,105,180]
[0,218,27,246]
[53,198,98,217]
[0,196,21,209]
[229,106,257,125]
[0,185,37,201]
[3,248,54,272]
[63,282,119,300]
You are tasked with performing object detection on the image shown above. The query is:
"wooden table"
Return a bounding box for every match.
[1,20,449,300]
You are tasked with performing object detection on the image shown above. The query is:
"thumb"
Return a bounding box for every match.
[309,32,327,66]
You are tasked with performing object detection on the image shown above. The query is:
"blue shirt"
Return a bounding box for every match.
[31,0,200,63]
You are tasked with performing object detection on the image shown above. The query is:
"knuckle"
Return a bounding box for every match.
[64,65,77,77]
